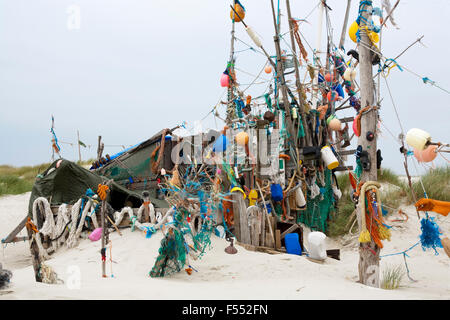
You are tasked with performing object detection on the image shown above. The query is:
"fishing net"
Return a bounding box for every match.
[192,218,214,259]
[149,227,187,278]
[297,169,336,232]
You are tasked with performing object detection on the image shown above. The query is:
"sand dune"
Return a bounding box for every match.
[0,192,448,300]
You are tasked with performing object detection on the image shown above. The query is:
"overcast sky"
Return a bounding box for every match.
[0,0,449,175]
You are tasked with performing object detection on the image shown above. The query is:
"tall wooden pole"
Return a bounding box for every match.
[97,135,104,161]
[226,0,237,124]
[269,0,297,148]
[101,199,106,277]
[311,0,324,110]
[339,0,352,50]
[77,130,82,163]
[357,0,380,287]
[285,0,311,146]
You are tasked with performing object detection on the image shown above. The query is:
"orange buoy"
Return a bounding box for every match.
[235,131,249,146]
[264,65,272,74]
[327,91,338,102]
[324,73,333,82]
[328,118,342,131]
[230,4,245,22]
[413,145,438,163]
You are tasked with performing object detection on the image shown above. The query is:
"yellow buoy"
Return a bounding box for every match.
[348,20,379,44]
[230,4,245,22]
[348,21,359,43]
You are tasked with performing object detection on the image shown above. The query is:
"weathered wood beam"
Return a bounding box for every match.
[1,216,28,244]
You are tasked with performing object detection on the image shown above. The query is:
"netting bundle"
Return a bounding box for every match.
[149,227,187,278]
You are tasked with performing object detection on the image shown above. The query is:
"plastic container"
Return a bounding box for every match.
[406,128,431,150]
[285,233,302,256]
[307,231,327,260]
[321,145,339,170]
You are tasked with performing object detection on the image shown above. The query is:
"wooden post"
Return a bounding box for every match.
[25,220,43,282]
[285,0,311,147]
[357,0,380,288]
[339,0,352,50]
[97,136,104,161]
[269,0,297,149]
[311,0,324,110]
[77,130,82,163]
[226,0,237,124]
[101,199,107,278]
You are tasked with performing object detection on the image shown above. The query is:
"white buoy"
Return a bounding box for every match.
[295,187,306,208]
[343,67,357,81]
[307,231,327,261]
[321,145,339,170]
[292,107,298,119]
[406,128,431,150]
[246,26,262,48]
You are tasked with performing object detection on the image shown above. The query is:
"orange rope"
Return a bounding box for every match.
[25,217,39,234]
[97,184,109,201]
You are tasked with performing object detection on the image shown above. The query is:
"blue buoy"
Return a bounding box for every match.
[212,135,228,153]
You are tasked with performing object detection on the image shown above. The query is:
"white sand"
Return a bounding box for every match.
[0,192,449,300]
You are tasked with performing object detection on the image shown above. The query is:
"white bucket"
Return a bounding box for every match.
[406,128,431,150]
[321,145,339,170]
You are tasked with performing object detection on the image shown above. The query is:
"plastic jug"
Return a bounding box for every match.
[307,231,327,260]
[285,233,302,256]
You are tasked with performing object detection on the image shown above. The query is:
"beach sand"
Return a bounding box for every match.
[0,191,449,300]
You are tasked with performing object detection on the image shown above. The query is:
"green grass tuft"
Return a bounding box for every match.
[378,168,402,185]
[0,175,34,196]
[410,166,450,202]
[381,264,405,290]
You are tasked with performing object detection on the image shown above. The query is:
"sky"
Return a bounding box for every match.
[0,0,449,175]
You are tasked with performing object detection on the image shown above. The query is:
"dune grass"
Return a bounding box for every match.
[0,163,51,196]
[381,264,405,290]
[409,166,450,202]
[0,175,34,196]
[0,159,95,197]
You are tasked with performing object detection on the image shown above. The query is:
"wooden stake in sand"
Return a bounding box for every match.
[97,183,110,278]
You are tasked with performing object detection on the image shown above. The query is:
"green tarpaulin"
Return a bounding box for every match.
[28,159,166,217]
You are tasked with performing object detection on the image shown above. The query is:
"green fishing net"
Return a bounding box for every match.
[149,227,187,278]
[297,169,336,232]
[192,218,214,259]
[149,206,214,278]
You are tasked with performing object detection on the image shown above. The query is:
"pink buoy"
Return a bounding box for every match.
[414,145,438,163]
[89,228,102,241]
[220,73,230,87]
